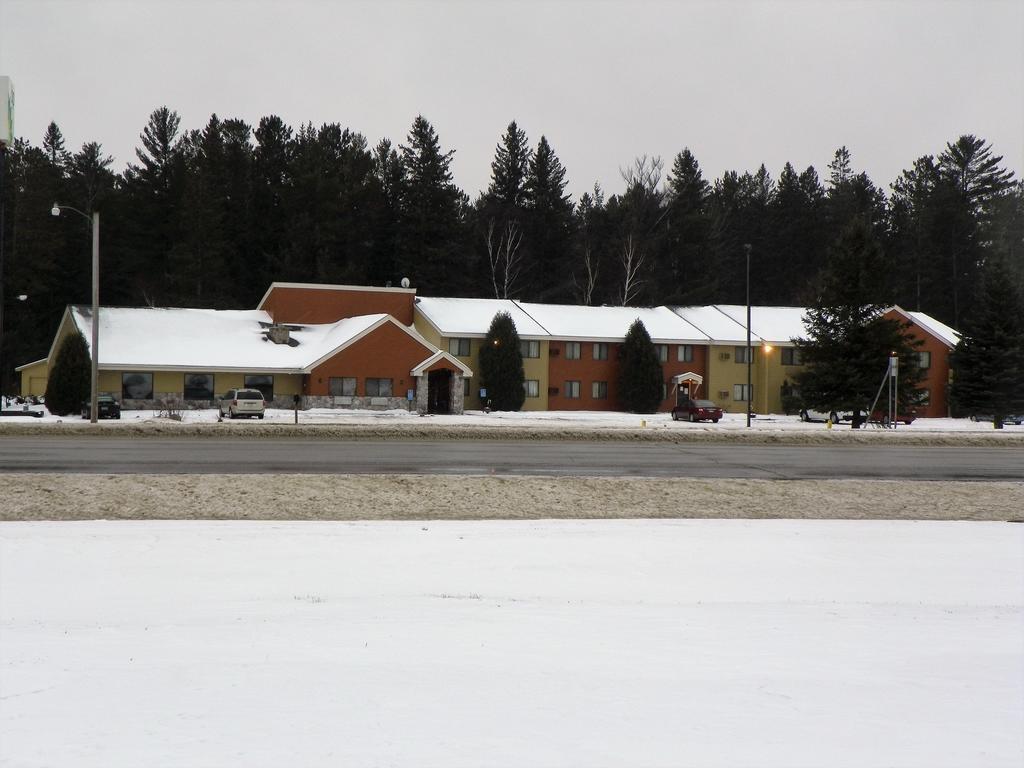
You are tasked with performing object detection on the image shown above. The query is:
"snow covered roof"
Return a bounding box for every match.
[414,297,550,338]
[711,305,811,344]
[906,311,960,348]
[515,302,709,343]
[69,306,403,372]
[670,306,754,344]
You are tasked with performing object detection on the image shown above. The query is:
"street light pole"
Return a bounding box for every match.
[51,204,99,424]
[744,243,752,428]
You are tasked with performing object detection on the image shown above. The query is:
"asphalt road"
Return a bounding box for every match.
[0,437,1021,480]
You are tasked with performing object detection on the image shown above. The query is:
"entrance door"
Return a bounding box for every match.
[427,369,452,414]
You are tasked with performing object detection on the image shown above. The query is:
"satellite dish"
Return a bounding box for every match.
[400,277,410,289]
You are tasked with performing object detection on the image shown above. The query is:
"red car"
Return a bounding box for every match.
[672,398,723,423]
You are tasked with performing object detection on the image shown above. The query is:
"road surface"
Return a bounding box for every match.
[0,437,1020,480]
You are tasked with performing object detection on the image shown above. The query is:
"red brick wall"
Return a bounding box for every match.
[546,340,707,412]
[261,286,415,325]
[306,321,432,397]
[884,311,952,418]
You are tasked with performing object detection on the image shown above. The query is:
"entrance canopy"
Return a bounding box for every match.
[411,350,473,378]
[670,372,703,398]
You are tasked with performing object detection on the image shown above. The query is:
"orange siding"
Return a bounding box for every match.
[307,322,433,397]
[262,286,415,325]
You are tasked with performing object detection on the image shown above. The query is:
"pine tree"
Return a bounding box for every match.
[398,115,468,294]
[950,257,1024,428]
[524,135,573,301]
[618,319,663,413]
[794,219,922,417]
[42,122,70,171]
[487,121,531,210]
[478,312,525,411]
[662,148,712,304]
[44,330,91,416]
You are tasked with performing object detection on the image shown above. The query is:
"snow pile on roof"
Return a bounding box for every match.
[415,297,549,338]
[516,302,709,342]
[671,306,751,343]
[71,307,389,371]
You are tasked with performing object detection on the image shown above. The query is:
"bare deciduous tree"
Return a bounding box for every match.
[486,218,524,299]
[571,242,600,305]
[617,234,646,306]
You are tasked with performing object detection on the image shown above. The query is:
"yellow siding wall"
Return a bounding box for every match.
[19,361,49,396]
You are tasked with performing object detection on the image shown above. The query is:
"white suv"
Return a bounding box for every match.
[218,389,266,419]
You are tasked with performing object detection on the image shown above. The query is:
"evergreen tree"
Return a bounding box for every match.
[487,121,531,210]
[662,148,712,304]
[478,311,525,411]
[524,135,573,301]
[42,121,70,171]
[618,319,663,413]
[398,115,468,294]
[43,330,91,416]
[570,184,608,305]
[794,219,922,417]
[950,257,1024,428]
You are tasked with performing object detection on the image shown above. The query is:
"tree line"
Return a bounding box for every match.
[1,108,1022,392]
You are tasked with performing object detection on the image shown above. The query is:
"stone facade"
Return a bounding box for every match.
[303,394,414,411]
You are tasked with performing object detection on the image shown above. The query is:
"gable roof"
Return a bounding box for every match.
[411,350,474,378]
[68,306,422,373]
[710,305,811,344]
[899,308,960,348]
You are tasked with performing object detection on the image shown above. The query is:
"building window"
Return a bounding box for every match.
[183,373,214,399]
[565,380,581,399]
[524,380,540,398]
[655,344,669,362]
[464,378,471,396]
[565,342,581,360]
[365,378,393,397]
[592,381,608,399]
[918,351,931,370]
[733,383,751,402]
[122,372,153,400]
[915,388,931,406]
[781,347,803,366]
[593,343,608,361]
[735,346,754,364]
[449,338,471,357]
[329,377,357,396]
[244,375,274,402]
[677,345,694,363]
[520,340,540,358]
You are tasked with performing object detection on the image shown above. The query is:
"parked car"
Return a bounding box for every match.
[969,414,1023,425]
[672,398,723,423]
[218,389,266,419]
[81,394,121,420]
[800,408,841,423]
[870,408,917,425]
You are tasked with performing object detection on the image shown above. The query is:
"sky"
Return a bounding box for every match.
[1,0,1022,200]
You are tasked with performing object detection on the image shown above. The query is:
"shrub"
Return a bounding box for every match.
[478,311,526,411]
[618,319,663,413]
[44,331,92,416]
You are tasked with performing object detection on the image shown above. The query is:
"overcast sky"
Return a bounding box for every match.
[2,0,1021,200]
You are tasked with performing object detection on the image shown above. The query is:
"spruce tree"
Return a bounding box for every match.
[487,121,531,210]
[618,319,663,413]
[950,258,1024,428]
[478,312,525,411]
[794,219,922,417]
[524,136,573,301]
[44,330,91,416]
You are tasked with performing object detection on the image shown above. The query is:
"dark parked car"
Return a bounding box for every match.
[82,395,121,419]
[672,398,723,423]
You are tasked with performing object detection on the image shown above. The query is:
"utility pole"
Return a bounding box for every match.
[745,243,752,428]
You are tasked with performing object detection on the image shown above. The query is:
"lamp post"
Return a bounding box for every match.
[762,343,773,414]
[51,204,99,424]
[744,243,752,428]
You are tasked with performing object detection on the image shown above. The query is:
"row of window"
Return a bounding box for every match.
[327,377,395,397]
[120,373,275,401]
[449,338,697,363]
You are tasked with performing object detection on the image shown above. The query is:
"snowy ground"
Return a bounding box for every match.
[1,519,1021,768]
[2,402,1023,439]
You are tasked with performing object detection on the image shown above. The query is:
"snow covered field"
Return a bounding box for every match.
[2,519,1022,767]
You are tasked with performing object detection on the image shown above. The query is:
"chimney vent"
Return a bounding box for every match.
[268,324,291,344]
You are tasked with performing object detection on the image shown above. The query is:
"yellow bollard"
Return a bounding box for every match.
[640,419,647,428]
[826,418,833,429]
